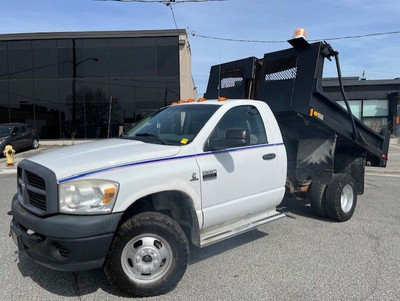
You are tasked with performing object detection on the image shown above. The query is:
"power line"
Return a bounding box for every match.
[169,5,179,31]
[187,28,400,43]
[96,0,226,5]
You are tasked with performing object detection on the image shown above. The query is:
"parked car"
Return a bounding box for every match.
[0,123,40,153]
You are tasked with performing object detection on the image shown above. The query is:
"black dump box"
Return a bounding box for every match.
[205,40,390,189]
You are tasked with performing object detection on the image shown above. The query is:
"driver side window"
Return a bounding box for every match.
[210,105,268,145]
[12,127,21,135]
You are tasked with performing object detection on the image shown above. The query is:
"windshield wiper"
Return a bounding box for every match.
[134,133,168,145]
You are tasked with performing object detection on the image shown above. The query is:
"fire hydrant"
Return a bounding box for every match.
[3,145,16,166]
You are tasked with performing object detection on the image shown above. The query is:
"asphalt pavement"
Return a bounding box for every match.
[0,139,399,300]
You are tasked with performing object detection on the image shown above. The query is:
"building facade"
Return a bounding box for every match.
[323,77,400,137]
[0,29,196,139]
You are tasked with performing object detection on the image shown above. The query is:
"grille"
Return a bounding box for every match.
[54,243,70,258]
[28,190,47,210]
[220,66,244,89]
[26,171,46,190]
[264,56,298,82]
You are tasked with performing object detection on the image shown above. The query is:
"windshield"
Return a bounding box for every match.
[122,104,220,146]
[0,126,12,137]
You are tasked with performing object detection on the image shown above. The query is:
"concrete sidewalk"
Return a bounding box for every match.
[0,138,399,176]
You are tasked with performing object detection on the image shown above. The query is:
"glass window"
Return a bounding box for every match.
[109,38,134,48]
[363,99,388,117]
[109,46,134,78]
[32,40,56,49]
[122,104,219,145]
[34,79,58,106]
[157,46,178,77]
[12,126,20,135]
[0,50,8,79]
[33,47,58,79]
[9,80,34,107]
[135,37,156,47]
[134,46,156,77]
[8,48,33,79]
[336,100,362,119]
[57,39,73,48]
[57,47,74,78]
[210,105,268,145]
[110,78,134,123]
[81,46,108,78]
[0,81,10,106]
[363,117,388,133]
[156,37,177,46]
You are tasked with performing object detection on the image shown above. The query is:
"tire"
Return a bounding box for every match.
[104,212,189,297]
[32,138,39,149]
[325,173,357,222]
[308,182,327,218]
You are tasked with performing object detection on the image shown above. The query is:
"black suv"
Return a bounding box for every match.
[0,123,40,153]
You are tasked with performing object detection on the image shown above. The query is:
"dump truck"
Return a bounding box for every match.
[9,34,389,297]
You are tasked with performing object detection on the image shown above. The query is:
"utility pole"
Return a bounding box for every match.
[107,95,113,138]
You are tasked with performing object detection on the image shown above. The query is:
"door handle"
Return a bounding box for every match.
[263,153,276,160]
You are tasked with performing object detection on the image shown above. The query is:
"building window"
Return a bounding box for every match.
[336,100,362,119]
[362,99,388,117]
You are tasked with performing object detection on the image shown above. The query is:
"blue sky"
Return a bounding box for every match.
[1,0,399,96]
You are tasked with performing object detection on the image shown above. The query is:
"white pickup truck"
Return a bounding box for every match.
[10,99,289,296]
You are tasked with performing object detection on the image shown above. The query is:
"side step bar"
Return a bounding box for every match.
[200,211,286,247]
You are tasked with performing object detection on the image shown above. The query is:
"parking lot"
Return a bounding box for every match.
[1,142,399,300]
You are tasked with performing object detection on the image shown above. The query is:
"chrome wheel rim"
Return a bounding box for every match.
[341,184,354,213]
[121,234,172,284]
[33,139,39,148]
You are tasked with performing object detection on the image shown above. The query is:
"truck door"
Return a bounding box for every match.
[196,105,281,228]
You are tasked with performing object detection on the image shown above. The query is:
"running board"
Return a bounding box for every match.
[200,211,285,247]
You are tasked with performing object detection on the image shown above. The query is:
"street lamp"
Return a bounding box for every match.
[71,39,99,131]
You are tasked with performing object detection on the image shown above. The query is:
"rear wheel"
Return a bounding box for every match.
[104,212,189,297]
[32,138,39,149]
[308,181,327,218]
[325,173,357,222]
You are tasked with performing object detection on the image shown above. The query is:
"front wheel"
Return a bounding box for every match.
[325,173,357,222]
[104,212,189,297]
[32,138,39,149]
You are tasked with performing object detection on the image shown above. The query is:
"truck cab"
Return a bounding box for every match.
[10,99,286,297]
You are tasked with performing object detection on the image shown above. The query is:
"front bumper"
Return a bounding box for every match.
[10,194,123,272]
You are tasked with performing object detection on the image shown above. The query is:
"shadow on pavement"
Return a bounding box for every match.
[277,196,335,223]
[15,227,268,298]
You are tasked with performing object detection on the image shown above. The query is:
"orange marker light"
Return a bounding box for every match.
[197,97,206,102]
[187,98,195,103]
[293,28,307,39]
[171,101,178,105]
[309,108,314,117]
[178,100,187,104]
[103,187,116,204]
[218,97,228,101]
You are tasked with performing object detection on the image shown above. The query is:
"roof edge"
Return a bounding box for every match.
[0,29,187,41]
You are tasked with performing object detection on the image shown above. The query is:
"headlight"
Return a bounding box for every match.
[59,180,119,214]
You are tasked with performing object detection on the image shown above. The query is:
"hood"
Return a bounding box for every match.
[28,139,181,181]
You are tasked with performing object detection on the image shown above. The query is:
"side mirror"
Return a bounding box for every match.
[208,128,250,151]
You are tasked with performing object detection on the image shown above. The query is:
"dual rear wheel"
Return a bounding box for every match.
[308,173,357,222]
